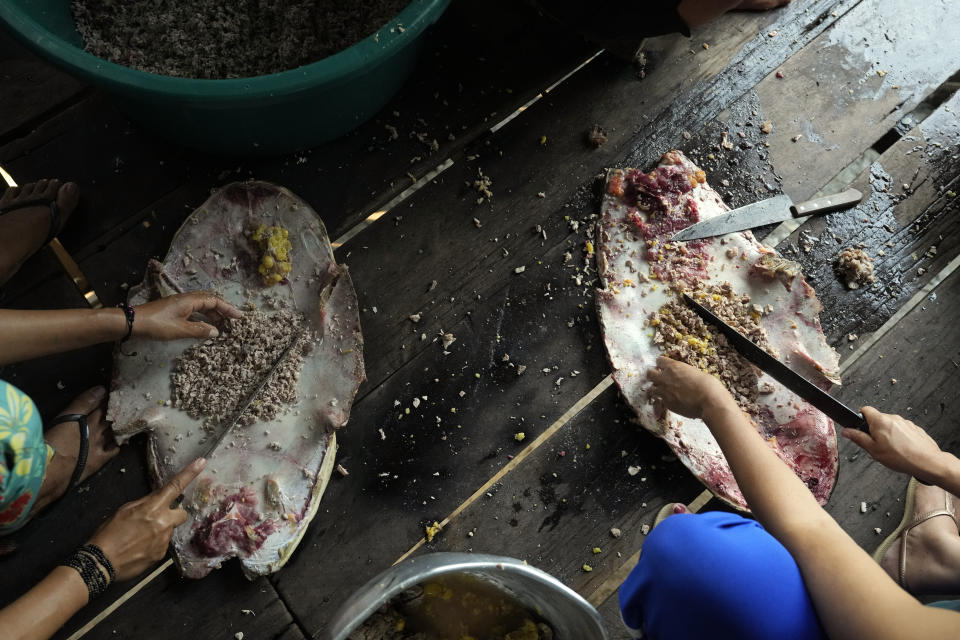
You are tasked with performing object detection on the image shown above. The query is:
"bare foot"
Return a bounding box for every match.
[879,483,960,594]
[0,180,79,286]
[31,387,120,515]
[737,0,792,10]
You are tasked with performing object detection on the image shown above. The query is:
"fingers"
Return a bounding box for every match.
[861,406,882,423]
[189,292,243,319]
[155,458,206,504]
[185,320,220,339]
[169,506,188,527]
[841,427,874,450]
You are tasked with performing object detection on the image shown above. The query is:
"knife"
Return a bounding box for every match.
[681,293,868,432]
[670,188,863,242]
[201,329,304,459]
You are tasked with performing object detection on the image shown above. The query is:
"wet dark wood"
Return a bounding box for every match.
[828,267,960,550]
[0,33,86,143]
[425,384,701,595]
[1,0,959,636]
[756,0,960,202]
[782,89,960,344]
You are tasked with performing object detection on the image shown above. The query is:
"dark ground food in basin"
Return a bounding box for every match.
[71,0,410,79]
[349,574,554,640]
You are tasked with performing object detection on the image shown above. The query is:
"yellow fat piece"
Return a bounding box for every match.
[253,224,293,286]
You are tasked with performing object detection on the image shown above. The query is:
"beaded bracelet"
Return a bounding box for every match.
[116,302,137,356]
[78,543,117,583]
[116,302,135,342]
[62,548,110,599]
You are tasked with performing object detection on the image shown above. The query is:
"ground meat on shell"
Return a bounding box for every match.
[170,308,310,429]
[650,283,777,416]
[834,247,877,289]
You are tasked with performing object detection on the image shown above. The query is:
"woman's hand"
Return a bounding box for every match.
[843,408,946,482]
[646,356,733,419]
[132,292,242,341]
[87,458,206,582]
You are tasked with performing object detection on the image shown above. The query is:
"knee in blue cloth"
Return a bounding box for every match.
[619,512,826,640]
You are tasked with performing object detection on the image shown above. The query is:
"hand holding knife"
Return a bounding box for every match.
[681,293,869,431]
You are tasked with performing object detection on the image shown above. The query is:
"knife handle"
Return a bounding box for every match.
[791,188,863,218]
[847,411,869,432]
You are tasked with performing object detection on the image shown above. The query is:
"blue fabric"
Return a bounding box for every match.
[928,600,960,612]
[619,511,827,640]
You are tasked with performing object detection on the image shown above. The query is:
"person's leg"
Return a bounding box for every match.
[878,482,960,594]
[0,382,119,534]
[619,508,826,640]
[0,180,80,286]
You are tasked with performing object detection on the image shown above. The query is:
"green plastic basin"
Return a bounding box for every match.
[0,0,451,156]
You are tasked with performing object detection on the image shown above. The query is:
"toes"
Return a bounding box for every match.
[43,179,62,203]
[55,181,80,230]
[0,185,21,205]
[27,180,45,198]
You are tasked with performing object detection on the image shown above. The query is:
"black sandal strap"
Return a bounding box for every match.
[0,196,62,245]
[44,199,61,246]
[50,413,90,487]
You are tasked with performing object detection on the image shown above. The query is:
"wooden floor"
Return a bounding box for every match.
[1,0,959,637]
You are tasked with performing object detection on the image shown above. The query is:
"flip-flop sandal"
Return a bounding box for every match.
[872,478,959,591]
[0,194,64,248]
[652,502,685,529]
[49,412,90,487]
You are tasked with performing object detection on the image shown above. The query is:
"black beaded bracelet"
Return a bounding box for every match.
[62,549,110,599]
[78,543,116,583]
[116,302,135,342]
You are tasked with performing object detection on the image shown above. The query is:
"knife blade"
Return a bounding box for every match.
[670,188,863,242]
[201,329,304,459]
[681,293,868,431]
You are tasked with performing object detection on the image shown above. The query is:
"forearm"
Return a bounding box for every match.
[929,451,960,497]
[0,566,89,640]
[701,398,833,539]
[702,398,959,639]
[0,308,127,365]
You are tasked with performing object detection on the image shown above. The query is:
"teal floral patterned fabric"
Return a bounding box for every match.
[0,380,52,533]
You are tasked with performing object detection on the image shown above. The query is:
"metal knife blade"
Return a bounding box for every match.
[681,293,868,431]
[670,188,862,242]
[201,329,304,459]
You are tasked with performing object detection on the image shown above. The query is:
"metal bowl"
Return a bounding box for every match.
[324,552,609,640]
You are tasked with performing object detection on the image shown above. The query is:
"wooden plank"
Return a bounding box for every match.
[64,566,306,640]
[597,596,632,640]
[827,266,960,550]
[276,0,859,393]
[779,89,960,344]
[753,0,960,202]
[272,236,623,634]
[13,0,944,636]
[0,34,86,143]
[421,384,703,603]
[19,3,867,633]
